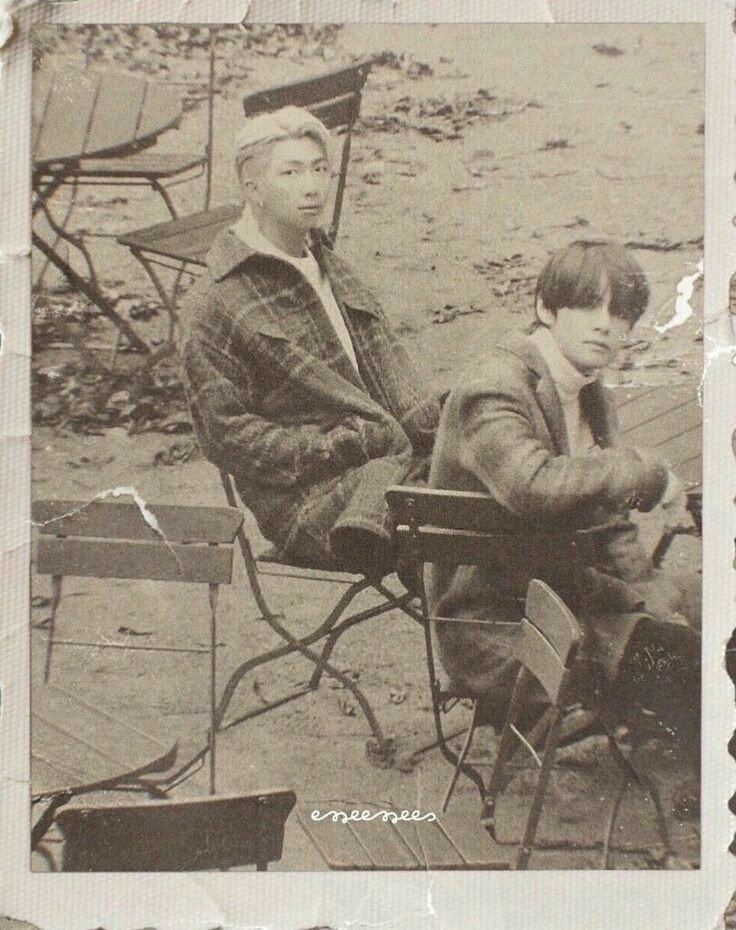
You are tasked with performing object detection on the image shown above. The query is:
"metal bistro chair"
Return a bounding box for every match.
[32,498,244,795]
[37,31,217,226]
[53,789,296,871]
[484,579,671,869]
[116,59,422,761]
[386,486,672,869]
[117,58,373,342]
[214,472,421,764]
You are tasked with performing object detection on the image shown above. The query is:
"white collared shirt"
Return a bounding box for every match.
[530,327,598,455]
[231,209,360,373]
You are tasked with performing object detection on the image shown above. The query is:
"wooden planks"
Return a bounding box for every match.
[298,803,509,870]
[308,93,361,131]
[33,499,242,543]
[117,204,239,262]
[514,620,566,703]
[56,790,296,871]
[242,59,371,116]
[73,152,206,179]
[525,579,580,663]
[33,69,100,166]
[614,383,701,487]
[33,67,182,167]
[32,683,176,797]
[37,537,233,584]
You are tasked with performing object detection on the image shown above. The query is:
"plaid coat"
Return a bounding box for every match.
[180,228,439,567]
[428,331,678,705]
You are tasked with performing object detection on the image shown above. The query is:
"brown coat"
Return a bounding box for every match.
[180,228,440,568]
[428,331,670,702]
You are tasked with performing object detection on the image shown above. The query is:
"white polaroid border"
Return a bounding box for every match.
[1,2,734,929]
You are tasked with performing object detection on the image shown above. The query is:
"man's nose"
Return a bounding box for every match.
[301,171,322,195]
[592,307,612,331]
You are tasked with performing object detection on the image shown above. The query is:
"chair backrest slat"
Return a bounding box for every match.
[514,619,566,703]
[33,500,242,544]
[393,524,576,569]
[56,789,296,871]
[37,537,233,585]
[393,525,517,567]
[386,486,511,533]
[242,60,371,116]
[307,92,361,130]
[524,579,581,664]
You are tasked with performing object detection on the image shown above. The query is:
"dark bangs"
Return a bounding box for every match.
[536,240,649,325]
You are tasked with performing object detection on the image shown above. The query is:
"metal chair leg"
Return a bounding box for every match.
[149,178,179,219]
[482,668,536,834]
[442,699,481,812]
[516,706,565,870]
[601,717,672,864]
[306,579,373,688]
[208,582,219,795]
[603,773,628,868]
[43,575,63,683]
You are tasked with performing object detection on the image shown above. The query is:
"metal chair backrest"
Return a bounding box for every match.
[386,486,580,571]
[55,789,296,871]
[33,499,243,584]
[516,579,582,705]
[242,58,373,242]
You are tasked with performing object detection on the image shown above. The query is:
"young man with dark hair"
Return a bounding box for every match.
[180,107,439,578]
[429,240,700,750]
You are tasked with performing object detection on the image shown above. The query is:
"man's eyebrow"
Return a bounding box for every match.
[276,156,329,167]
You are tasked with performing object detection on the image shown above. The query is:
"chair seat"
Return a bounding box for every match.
[117,203,240,264]
[72,151,207,179]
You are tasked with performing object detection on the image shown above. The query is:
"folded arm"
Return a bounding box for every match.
[457,387,668,525]
[182,333,374,488]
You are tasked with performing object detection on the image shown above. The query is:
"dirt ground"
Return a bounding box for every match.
[30,23,703,870]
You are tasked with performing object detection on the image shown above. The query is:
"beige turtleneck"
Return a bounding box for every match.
[529,326,598,455]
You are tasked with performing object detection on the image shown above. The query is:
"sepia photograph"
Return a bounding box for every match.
[28,21,703,875]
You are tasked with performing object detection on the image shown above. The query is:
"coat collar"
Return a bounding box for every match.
[207,225,381,320]
[496,330,614,451]
[207,225,333,282]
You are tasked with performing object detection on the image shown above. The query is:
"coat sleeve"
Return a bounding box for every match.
[364,313,440,457]
[181,322,372,489]
[455,375,668,525]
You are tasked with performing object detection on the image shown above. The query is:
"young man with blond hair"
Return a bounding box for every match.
[180,106,439,577]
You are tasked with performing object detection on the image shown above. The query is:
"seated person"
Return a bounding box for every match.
[180,106,439,578]
[428,240,700,750]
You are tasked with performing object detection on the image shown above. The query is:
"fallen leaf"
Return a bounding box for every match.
[592,43,624,56]
[338,696,357,717]
[153,439,197,466]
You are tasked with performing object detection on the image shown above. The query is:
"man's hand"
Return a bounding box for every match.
[658,469,692,534]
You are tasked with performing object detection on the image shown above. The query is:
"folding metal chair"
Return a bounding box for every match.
[483,579,672,869]
[37,30,217,225]
[387,487,672,868]
[32,498,243,794]
[386,486,551,808]
[53,789,296,871]
[215,471,422,764]
[117,58,373,344]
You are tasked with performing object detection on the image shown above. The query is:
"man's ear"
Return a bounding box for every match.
[240,175,257,202]
[535,296,556,328]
